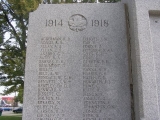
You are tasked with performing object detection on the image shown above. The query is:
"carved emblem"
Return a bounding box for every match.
[68,14,87,32]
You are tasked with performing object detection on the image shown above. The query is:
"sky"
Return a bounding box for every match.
[0,86,15,97]
[0,86,4,93]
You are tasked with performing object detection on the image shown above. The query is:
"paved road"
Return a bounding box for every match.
[1,111,22,116]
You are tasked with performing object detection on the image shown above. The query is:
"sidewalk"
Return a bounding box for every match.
[1,111,22,116]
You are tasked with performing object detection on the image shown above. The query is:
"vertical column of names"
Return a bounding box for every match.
[83,37,108,120]
[36,37,71,120]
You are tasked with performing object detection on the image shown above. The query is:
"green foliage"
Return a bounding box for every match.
[0,45,25,96]
[16,89,23,103]
[65,0,73,3]
[0,28,4,45]
[0,0,41,103]
[8,0,41,14]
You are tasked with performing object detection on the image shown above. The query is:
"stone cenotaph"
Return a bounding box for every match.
[23,3,131,120]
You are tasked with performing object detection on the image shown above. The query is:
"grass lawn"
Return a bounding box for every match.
[0,115,22,120]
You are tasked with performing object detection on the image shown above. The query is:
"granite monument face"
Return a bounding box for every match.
[23,3,131,120]
[150,13,160,118]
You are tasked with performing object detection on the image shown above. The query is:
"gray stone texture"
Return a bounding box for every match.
[150,14,160,119]
[23,3,131,120]
[122,0,160,119]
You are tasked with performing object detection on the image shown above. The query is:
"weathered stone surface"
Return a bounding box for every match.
[122,0,160,119]
[150,13,160,119]
[23,3,131,120]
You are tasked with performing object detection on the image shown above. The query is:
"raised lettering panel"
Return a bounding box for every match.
[23,4,131,120]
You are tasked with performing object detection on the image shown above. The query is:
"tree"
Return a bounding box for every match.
[0,0,120,103]
[0,0,40,103]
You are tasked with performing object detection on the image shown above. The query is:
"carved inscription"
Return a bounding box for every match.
[68,14,87,32]
[37,37,72,120]
[91,20,109,27]
[46,20,63,27]
[45,15,109,32]
[36,36,116,120]
[83,37,111,120]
